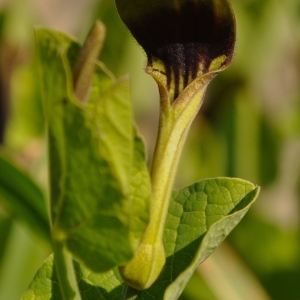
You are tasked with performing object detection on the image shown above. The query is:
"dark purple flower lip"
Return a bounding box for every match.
[116,0,236,100]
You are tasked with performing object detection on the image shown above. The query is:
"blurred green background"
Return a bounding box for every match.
[0,0,300,299]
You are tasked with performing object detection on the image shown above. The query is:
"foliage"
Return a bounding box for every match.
[0,0,300,299]
[22,178,258,300]
[18,11,257,296]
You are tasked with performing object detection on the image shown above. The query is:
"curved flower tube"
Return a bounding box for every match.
[116,0,236,290]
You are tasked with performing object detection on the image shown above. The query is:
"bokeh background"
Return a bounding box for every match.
[0,0,300,299]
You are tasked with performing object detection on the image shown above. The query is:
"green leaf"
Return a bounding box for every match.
[0,153,51,245]
[35,27,141,272]
[21,254,124,300]
[0,213,12,261]
[23,177,258,299]
[162,178,259,299]
[89,73,133,194]
[128,131,151,249]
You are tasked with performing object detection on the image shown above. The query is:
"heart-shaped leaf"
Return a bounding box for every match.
[35,27,150,272]
[22,178,259,299]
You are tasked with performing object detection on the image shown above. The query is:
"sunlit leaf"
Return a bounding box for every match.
[35,28,141,272]
[23,177,258,299]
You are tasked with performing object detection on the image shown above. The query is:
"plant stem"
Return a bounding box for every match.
[53,240,82,300]
[73,21,105,103]
[120,75,210,290]
[146,82,208,250]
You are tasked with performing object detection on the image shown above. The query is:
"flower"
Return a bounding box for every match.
[116,0,236,101]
